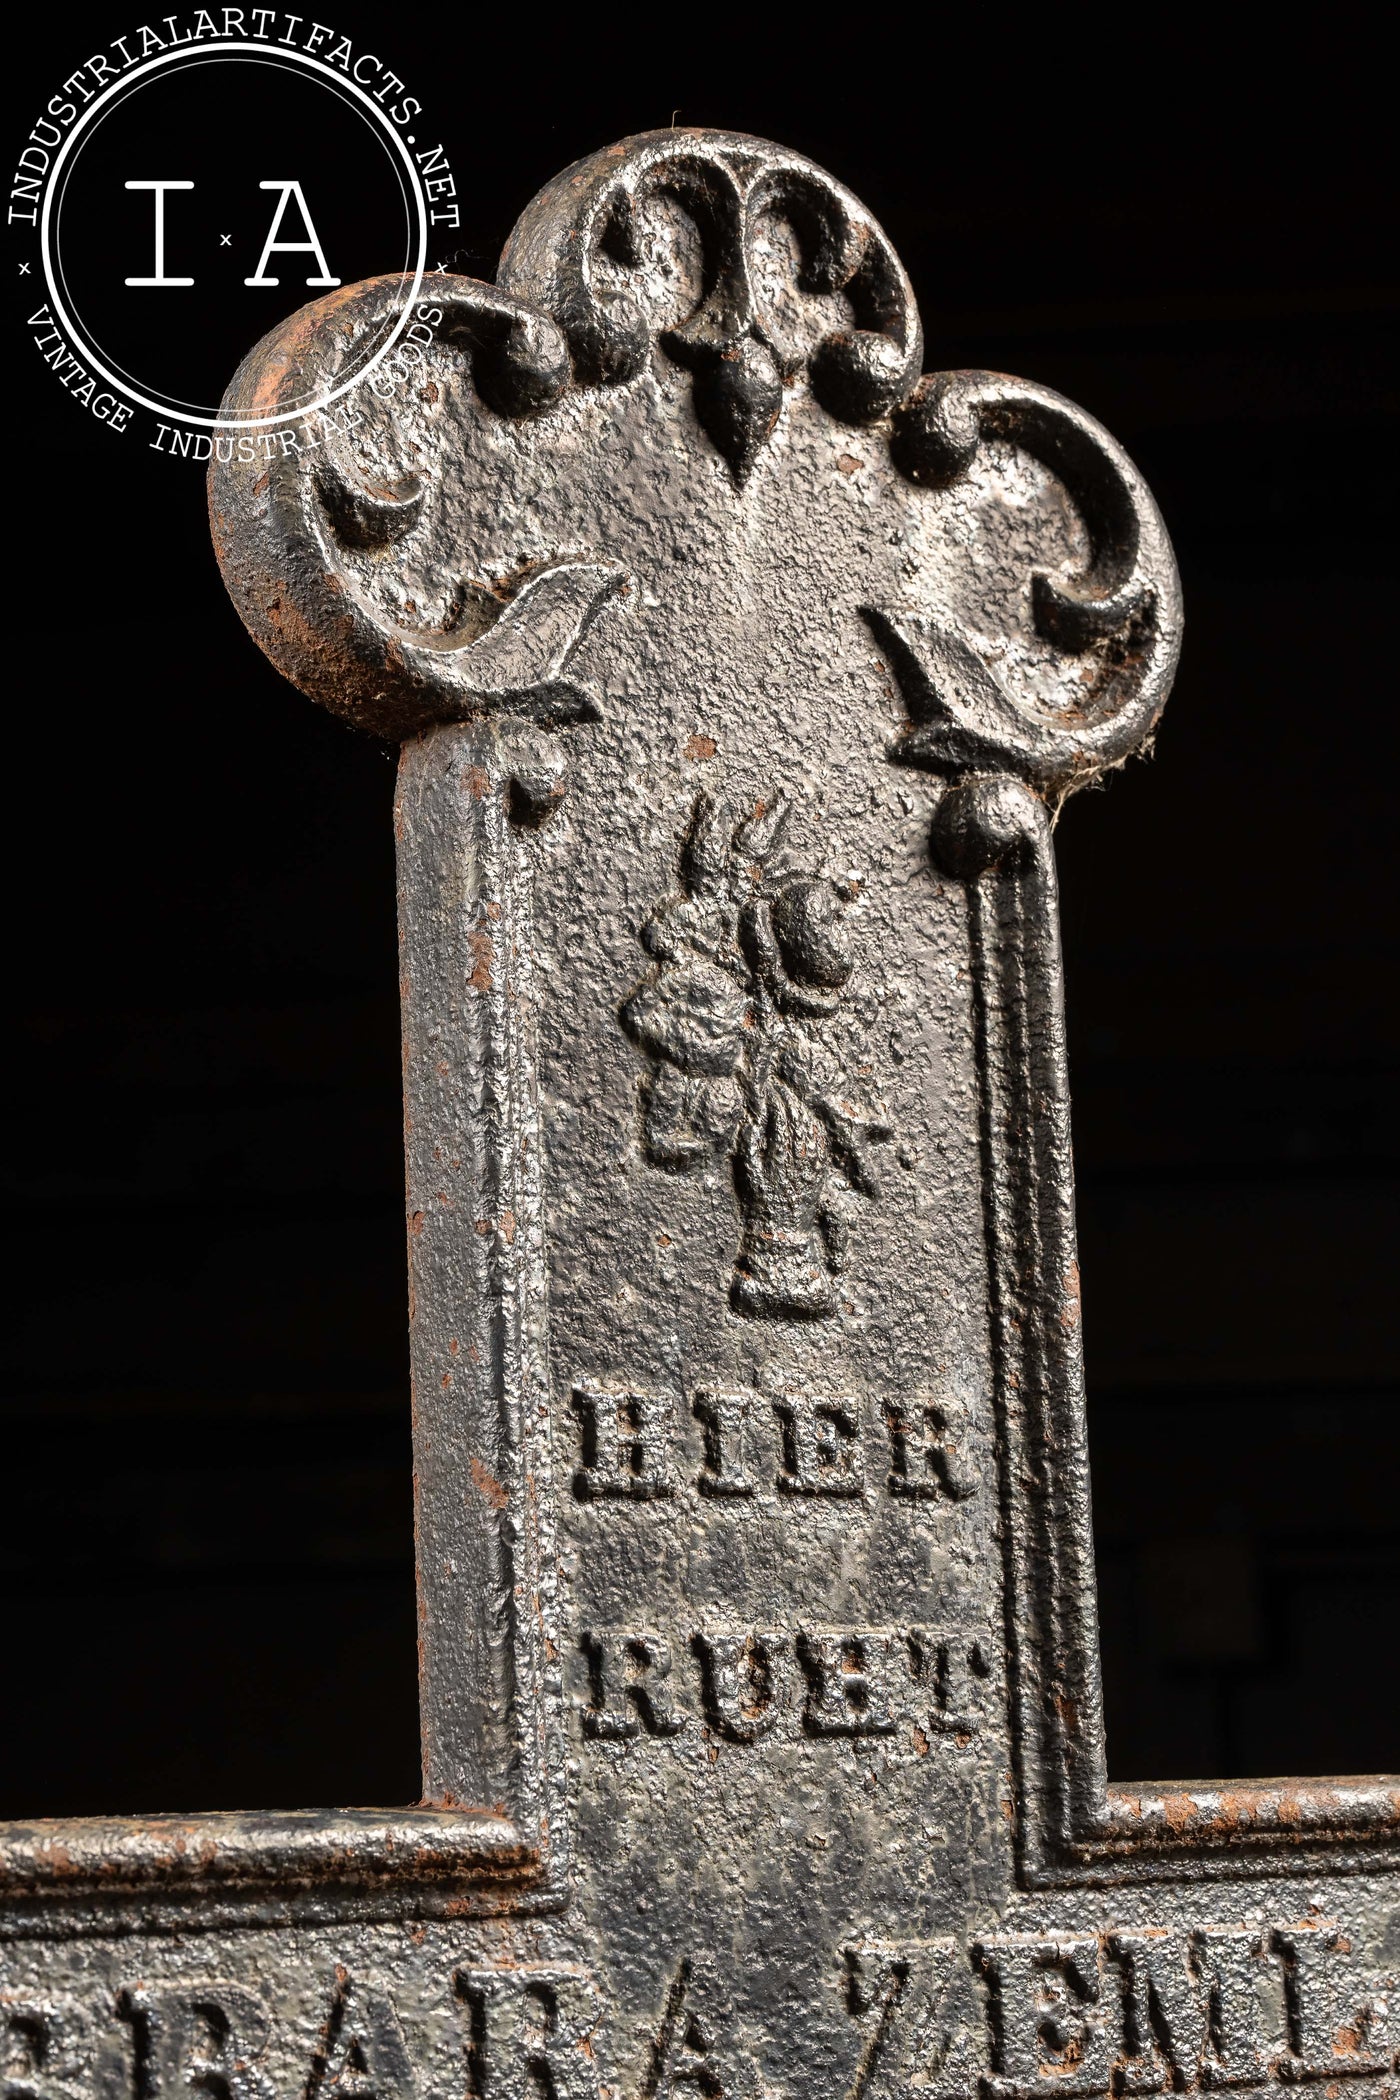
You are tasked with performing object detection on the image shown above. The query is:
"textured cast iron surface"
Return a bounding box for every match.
[2,129,1396,2100]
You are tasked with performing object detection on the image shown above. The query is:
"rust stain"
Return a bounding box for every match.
[1054,1689,1079,1736]
[463,764,491,800]
[1060,1260,1082,1331]
[837,453,864,475]
[468,928,494,992]
[684,733,717,761]
[409,1211,425,1237]
[470,1456,509,1510]
[1163,1792,1196,1834]
[501,1210,517,1246]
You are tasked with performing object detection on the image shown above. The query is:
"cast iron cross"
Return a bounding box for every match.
[3,129,1396,2100]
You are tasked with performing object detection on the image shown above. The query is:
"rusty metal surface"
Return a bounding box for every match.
[3,128,1396,2098]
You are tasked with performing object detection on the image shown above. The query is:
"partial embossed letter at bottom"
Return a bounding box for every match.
[3,129,1396,2100]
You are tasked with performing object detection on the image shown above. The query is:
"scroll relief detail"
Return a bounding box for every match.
[622,793,890,1320]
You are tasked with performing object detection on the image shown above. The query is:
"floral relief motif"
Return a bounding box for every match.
[622,791,891,1320]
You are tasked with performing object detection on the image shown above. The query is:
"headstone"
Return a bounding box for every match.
[3,128,1396,2100]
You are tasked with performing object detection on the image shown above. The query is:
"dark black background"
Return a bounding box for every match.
[3,14,1395,1816]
